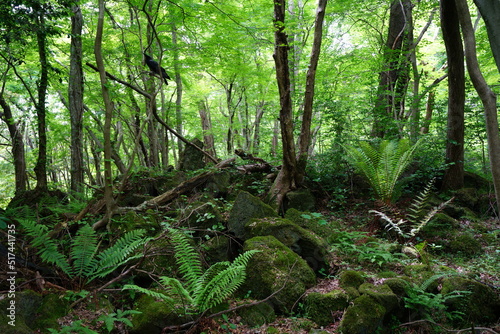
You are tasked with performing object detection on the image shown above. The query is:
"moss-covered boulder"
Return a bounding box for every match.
[448,233,483,256]
[228,191,277,239]
[339,270,365,290]
[235,301,276,327]
[383,278,409,297]
[202,235,231,263]
[339,295,386,334]
[241,236,316,314]
[441,277,500,325]
[285,188,315,212]
[245,217,330,273]
[358,283,399,312]
[130,293,193,334]
[285,208,341,238]
[179,138,205,171]
[304,290,349,326]
[180,199,224,232]
[0,290,43,333]
[32,293,69,331]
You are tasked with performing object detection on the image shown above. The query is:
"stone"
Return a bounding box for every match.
[339,295,386,334]
[304,290,349,326]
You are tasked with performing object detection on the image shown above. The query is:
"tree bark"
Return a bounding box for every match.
[69,4,84,195]
[33,14,49,192]
[0,95,27,194]
[441,0,465,190]
[198,100,216,160]
[93,0,117,229]
[172,23,184,163]
[456,0,500,214]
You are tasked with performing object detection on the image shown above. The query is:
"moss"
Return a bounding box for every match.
[305,290,349,326]
[339,295,386,334]
[377,271,398,278]
[245,217,330,273]
[266,327,280,334]
[383,278,409,297]
[441,277,500,325]
[285,209,341,238]
[236,302,276,327]
[358,283,398,312]
[285,188,315,212]
[448,233,483,256]
[0,290,42,334]
[339,270,365,290]
[241,236,316,314]
[130,294,193,334]
[33,294,69,331]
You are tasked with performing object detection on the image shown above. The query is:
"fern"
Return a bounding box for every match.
[345,138,422,203]
[123,228,259,314]
[407,178,435,223]
[21,220,72,276]
[71,225,99,278]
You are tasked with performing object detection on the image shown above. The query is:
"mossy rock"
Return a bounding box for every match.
[241,236,316,314]
[235,301,276,327]
[339,270,365,290]
[383,278,409,297]
[441,277,500,325]
[402,265,434,288]
[228,191,277,240]
[202,235,231,263]
[358,283,398,312]
[130,293,193,334]
[245,217,330,273]
[339,295,386,334]
[420,213,459,239]
[448,233,483,256]
[285,188,316,212]
[180,199,224,232]
[304,290,349,326]
[179,138,206,171]
[284,208,341,238]
[204,170,232,198]
[0,290,43,333]
[32,293,69,331]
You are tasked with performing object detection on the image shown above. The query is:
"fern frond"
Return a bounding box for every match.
[407,178,435,223]
[159,276,195,309]
[168,228,203,294]
[409,198,453,237]
[71,225,99,278]
[89,229,148,281]
[21,220,72,276]
[122,284,173,302]
[369,210,409,238]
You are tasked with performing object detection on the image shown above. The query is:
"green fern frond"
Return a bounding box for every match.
[20,220,72,276]
[71,225,99,278]
[420,272,460,291]
[122,284,173,302]
[409,198,453,237]
[407,178,435,223]
[159,276,194,308]
[89,229,148,281]
[168,228,203,294]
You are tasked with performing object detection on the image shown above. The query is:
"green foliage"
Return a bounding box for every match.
[21,220,149,288]
[403,274,471,322]
[97,309,141,333]
[344,138,422,203]
[48,320,99,334]
[124,227,259,314]
[370,179,452,239]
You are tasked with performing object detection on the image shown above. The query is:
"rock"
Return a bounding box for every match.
[358,283,398,312]
[383,278,409,297]
[179,138,206,171]
[339,270,365,290]
[441,277,500,325]
[339,295,386,334]
[245,217,330,273]
[285,188,315,212]
[304,290,349,326]
[241,236,316,314]
[32,293,69,330]
[202,235,231,263]
[284,208,341,238]
[227,191,277,240]
[130,293,193,334]
[235,301,276,327]
[0,290,43,333]
[448,233,483,256]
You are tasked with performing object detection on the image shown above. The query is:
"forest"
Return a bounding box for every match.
[0,0,499,333]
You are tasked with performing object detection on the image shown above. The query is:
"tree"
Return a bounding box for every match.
[440,0,465,191]
[456,0,500,214]
[269,0,328,211]
[474,0,500,73]
[69,3,84,196]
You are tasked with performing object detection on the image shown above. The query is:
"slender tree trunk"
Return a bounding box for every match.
[93,0,116,229]
[69,4,84,195]
[0,95,27,194]
[198,100,216,160]
[34,14,49,192]
[441,0,465,190]
[474,0,500,73]
[172,23,184,163]
[251,101,265,155]
[456,0,500,214]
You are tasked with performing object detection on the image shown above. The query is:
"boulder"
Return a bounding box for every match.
[285,188,315,212]
[235,301,276,327]
[179,138,206,171]
[227,191,277,240]
[339,270,366,290]
[358,283,399,313]
[245,217,330,273]
[304,290,349,326]
[339,295,386,334]
[241,236,316,314]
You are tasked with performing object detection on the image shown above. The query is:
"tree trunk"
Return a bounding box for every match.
[0,95,27,195]
[172,23,184,164]
[372,0,413,138]
[474,0,500,73]
[34,14,49,193]
[69,4,85,195]
[441,0,465,190]
[251,101,265,155]
[93,0,117,229]
[456,0,500,214]
[198,100,216,160]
